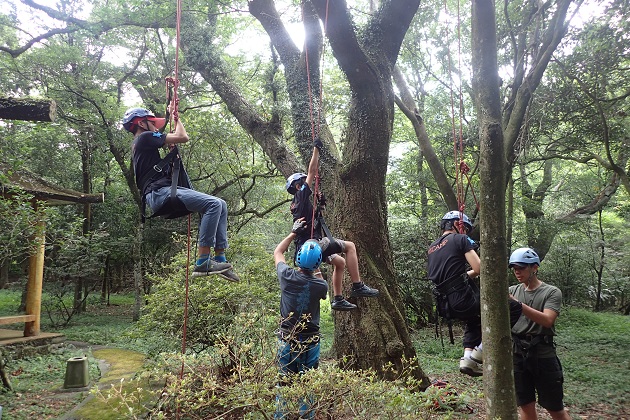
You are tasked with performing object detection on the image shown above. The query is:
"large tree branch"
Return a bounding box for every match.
[503,0,576,167]
[370,0,422,65]
[248,0,301,66]
[2,0,174,58]
[0,27,77,58]
[393,67,458,209]
[309,0,377,89]
[181,15,300,179]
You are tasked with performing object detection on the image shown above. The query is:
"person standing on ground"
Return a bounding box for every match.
[123,107,239,281]
[508,247,570,420]
[273,220,328,419]
[285,137,378,311]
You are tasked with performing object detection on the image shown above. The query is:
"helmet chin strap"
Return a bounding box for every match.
[525,268,537,291]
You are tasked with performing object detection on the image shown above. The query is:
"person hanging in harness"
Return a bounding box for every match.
[427,211,483,376]
[123,107,239,282]
[285,137,379,311]
[427,211,522,377]
[508,247,570,420]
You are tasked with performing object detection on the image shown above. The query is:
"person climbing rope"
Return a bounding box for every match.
[285,138,379,311]
[272,222,328,419]
[427,211,522,377]
[123,106,239,281]
[508,247,570,420]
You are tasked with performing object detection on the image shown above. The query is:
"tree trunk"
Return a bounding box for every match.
[133,223,143,322]
[183,0,429,384]
[472,0,518,418]
[308,0,427,384]
[0,260,8,289]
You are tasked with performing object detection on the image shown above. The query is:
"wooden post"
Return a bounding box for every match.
[23,219,45,337]
[0,97,57,122]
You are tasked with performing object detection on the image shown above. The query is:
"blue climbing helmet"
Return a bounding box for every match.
[509,247,540,267]
[286,172,307,195]
[296,240,322,271]
[122,107,166,133]
[441,210,473,233]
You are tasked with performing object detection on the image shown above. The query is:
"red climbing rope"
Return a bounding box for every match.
[443,0,479,233]
[164,0,191,381]
[302,0,330,239]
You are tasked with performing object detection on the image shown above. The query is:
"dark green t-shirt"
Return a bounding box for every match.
[510,281,562,358]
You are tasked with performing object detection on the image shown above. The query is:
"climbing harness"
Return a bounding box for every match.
[139,146,193,223]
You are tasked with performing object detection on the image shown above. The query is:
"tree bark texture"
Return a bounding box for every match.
[472,0,519,418]
[0,97,57,122]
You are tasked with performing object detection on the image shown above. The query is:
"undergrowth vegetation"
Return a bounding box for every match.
[0,288,628,419]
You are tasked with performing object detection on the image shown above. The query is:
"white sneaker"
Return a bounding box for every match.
[459,357,483,377]
[470,347,483,364]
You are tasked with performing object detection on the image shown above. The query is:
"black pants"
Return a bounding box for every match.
[463,299,522,348]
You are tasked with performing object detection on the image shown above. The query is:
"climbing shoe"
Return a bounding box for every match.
[459,357,483,377]
[217,268,241,283]
[470,347,483,364]
[331,298,357,311]
[192,259,232,277]
[350,282,379,298]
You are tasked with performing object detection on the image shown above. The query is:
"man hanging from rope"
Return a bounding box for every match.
[428,211,522,376]
[285,138,379,311]
[123,106,239,282]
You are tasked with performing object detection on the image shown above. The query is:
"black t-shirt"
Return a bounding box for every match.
[290,183,321,246]
[131,131,171,195]
[427,232,478,284]
[277,262,328,335]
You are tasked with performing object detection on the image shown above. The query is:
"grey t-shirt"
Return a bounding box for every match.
[510,281,562,358]
[277,262,328,336]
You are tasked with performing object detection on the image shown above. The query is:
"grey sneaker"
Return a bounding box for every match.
[459,357,483,377]
[470,347,483,364]
[192,259,232,277]
[331,298,357,311]
[350,282,379,298]
[217,268,240,283]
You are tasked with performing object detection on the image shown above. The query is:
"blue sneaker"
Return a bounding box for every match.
[217,268,240,282]
[192,259,232,278]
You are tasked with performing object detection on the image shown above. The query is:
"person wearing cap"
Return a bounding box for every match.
[508,247,570,420]
[284,138,379,311]
[122,107,239,281]
[273,220,328,419]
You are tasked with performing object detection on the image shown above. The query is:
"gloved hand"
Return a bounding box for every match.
[292,219,307,235]
[313,137,323,150]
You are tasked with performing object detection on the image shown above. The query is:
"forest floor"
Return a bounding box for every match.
[0,290,628,419]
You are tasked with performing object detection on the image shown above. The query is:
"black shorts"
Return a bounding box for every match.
[514,354,565,411]
[318,237,345,262]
